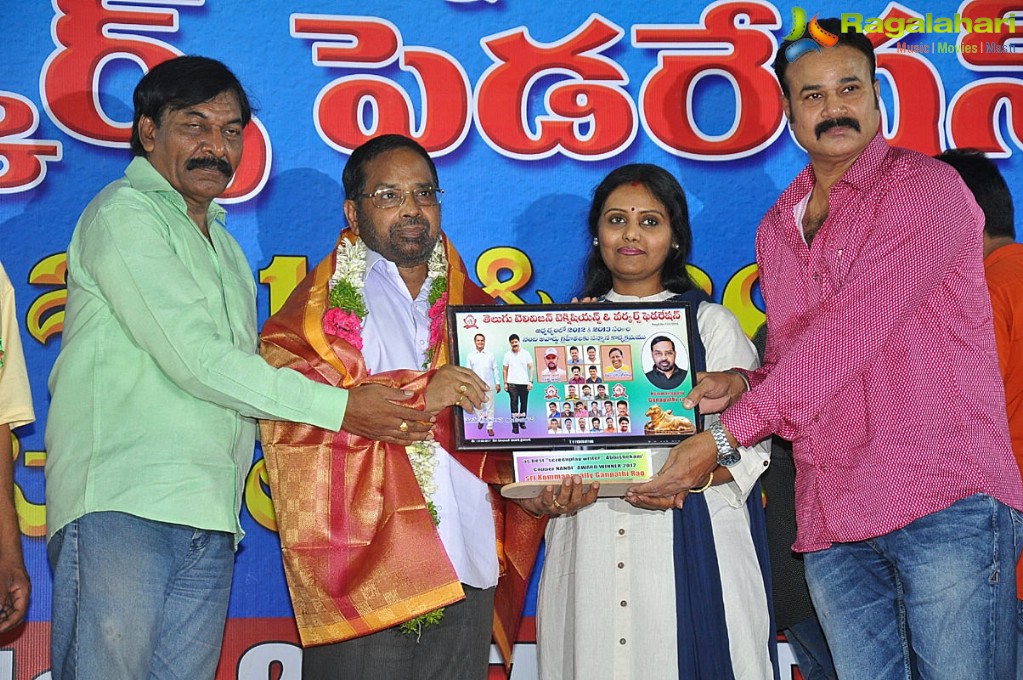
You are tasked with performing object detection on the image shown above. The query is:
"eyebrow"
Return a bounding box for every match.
[798,75,863,96]
[181,109,244,127]
[603,207,665,217]
[371,181,435,189]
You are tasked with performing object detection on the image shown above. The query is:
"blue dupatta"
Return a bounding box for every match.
[668,289,780,680]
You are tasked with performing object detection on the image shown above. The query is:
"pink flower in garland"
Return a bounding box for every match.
[427,292,448,348]
[323,307,364,351]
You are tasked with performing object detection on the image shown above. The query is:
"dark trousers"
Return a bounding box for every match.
[506,383,528,426]
[301,585,495,680]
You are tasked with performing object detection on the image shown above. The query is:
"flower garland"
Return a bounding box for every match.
[324,237,369,350]
[323,235,450,637]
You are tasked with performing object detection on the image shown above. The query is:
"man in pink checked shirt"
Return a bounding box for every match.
[628,19,1023,680]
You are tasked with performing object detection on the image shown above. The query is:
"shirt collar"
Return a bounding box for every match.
[364,246,393,280]
[124,156,228,225]
[363,246,433,303]
[985,241,1023,266]
[778,132,891,210]
[836,132,891,193]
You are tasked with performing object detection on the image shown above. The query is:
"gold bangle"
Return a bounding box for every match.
[688,472,714,494]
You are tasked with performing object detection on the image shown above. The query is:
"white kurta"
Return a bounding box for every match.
[537,293,773,680]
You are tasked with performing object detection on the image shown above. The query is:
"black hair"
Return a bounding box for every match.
[583,164,694,298]
[609,347,623,357]
[509,333,520,342]
[131,56,252,156]
[342,134,438,199]
[935,149,1015,239]
[773,18,877,99]
[649,335,675,352]
[474,333,485,341]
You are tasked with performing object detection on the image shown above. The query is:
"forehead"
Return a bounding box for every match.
[603,182,665,212]
[785,45,873,92]
[361,147,436,188]
[164,90,241,122]
[652,340,674,351]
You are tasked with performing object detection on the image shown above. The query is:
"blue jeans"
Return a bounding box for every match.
[784,617,837,680]
[48,511,235,680]
[804,494,1019,680]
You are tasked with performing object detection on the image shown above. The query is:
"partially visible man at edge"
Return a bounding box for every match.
[629,21,1023,679]
[258,134,546,679]
[936,148,1023,602]
[45,57,434,680]
[0,261,34,634]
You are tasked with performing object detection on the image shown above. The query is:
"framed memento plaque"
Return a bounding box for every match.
[448,301,699,452]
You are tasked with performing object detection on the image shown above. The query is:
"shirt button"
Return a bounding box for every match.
[618,528,625,536]
[620,600,627,607]
[617,562,625,569]
[619,638,627,645]
[812,273,821,281]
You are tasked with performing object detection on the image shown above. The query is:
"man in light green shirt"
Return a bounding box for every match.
[45,56,434,680]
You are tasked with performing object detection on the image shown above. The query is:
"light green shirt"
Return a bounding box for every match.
[45,157,347,544]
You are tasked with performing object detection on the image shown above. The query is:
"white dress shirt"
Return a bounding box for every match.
[361,248,498,589]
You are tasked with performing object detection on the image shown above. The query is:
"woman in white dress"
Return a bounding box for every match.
[522,164,777,680]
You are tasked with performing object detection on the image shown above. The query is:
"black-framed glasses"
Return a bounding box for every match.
[358,186,444,209]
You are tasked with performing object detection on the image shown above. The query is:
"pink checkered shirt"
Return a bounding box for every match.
[721,134,1023,552]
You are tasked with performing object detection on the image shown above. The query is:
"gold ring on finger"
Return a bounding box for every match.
[399,420,409,433]
[459,384,468,393]
[552,498,566,510]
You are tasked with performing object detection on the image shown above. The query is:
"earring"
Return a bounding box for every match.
[672,243,680,250]
[592,237,599,247]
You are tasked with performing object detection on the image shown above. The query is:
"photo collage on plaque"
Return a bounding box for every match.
[537,344,636,437]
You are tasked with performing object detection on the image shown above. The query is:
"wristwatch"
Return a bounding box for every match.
[709,421,741,468]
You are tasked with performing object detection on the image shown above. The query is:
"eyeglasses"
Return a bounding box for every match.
[358,186,444,209]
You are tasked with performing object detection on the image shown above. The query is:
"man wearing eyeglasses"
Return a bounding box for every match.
[259,134,544,680]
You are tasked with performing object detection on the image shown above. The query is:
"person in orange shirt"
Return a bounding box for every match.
[937,149,1023,597]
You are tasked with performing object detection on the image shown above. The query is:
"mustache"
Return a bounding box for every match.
[815,117,861,139]
[186,156,234,177]
[391,216,431,233]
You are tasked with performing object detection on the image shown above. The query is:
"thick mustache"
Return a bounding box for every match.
[186,156,233,177]
[815,117,861,139]
[391,217,430,233]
